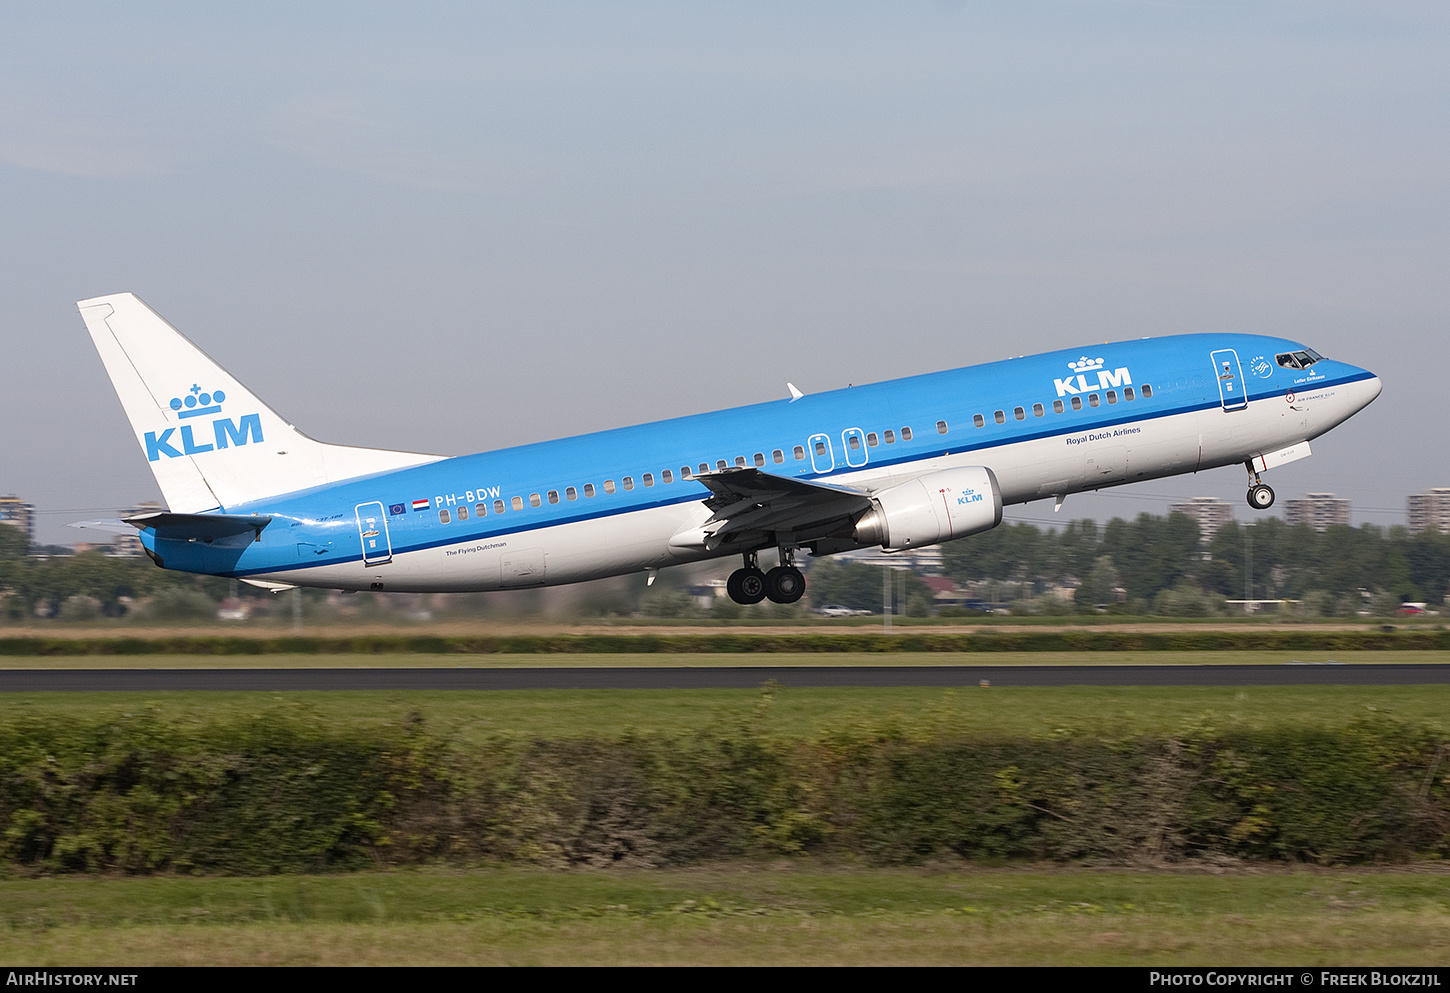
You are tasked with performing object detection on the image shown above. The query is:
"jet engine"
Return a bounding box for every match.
[852,466,1003,550]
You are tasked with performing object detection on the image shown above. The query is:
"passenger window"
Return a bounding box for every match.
[1142,384,1153,398]
[475,503,487,517]
[773,449,784,463]
[754,452,765,466]
[566,486,577,501]
[1013,407,1025,421]
[1088,394,1100,408]
[866,433,878,447]
[973,414,985,428]
[1071,396,1083,411]
[548,490,559,504]
[603,480,616,495]
[512,496,524,511]
[1053,399,1064,414]
[734,456,746,468]
[794,445,806,460]
[700,463,710,475]
[1124,387,1135,401]
[458,505,469,520]
[623,476,634,491]
[936,420,948,435]
[901,427,913,441]
[717,460,728,471]
[1106,391,1117,404]
[884,430,895,444]
[994,410,1006,425]
[494,499,505,515]
[642,473,654,487]
[849,434,861,450]
[584,484,595,498]
[438,509,450,524]
[681,466,692,479]
[663,469,674,483]
[1033,403,1044,417]
[529,493,541,508]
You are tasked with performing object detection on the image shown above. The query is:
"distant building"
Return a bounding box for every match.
[836,544,944,575]
[1170,497,1235,542]
[1284,492,1350,532]
[110,500,163,557]
[0,495,34,547]
[1408,488,1450,536]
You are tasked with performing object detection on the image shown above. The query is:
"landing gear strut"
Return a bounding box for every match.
[1245,461,1275,510]
[727,549,806,605]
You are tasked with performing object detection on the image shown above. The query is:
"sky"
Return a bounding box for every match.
[2,2,1446,545]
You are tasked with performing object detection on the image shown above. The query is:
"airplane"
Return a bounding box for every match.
[76,292,1381,604]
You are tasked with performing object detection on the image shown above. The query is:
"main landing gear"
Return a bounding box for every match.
[726,550,806,605]
[1245,461,1275,510]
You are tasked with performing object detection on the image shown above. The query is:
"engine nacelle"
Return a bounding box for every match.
[852,466,1003,550]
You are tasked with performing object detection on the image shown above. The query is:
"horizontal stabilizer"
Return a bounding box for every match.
[241,578,298,592]
[68,519,135,536]
[125,511,272,542]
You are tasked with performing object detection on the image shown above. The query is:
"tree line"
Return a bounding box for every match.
[3,511,1448,621]
[936,513,1450,615]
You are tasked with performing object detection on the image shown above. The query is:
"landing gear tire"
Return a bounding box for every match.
[764,566,806,604]
[1247,484,1275,510]
[727,567,768,605]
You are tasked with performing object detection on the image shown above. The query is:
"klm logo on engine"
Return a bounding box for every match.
[1054,356,1132,397]
[144,385,263,462]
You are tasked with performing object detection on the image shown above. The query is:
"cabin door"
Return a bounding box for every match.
[1210,349,1248,412]
[807,433,835,474]
[841,427,868,468]
[355,501,393,566]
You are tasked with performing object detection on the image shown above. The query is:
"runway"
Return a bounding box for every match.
[2,664,1448,691]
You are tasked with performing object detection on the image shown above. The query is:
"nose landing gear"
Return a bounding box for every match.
[1244,461,1275,510]
[1248,483,1275,510]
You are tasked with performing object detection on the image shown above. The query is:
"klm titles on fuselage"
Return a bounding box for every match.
[144,386,262,462]
[1054,356,1132,397]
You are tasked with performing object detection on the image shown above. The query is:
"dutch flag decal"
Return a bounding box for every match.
[412,498,430,511]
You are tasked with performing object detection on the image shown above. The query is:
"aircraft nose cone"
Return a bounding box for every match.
[1348,372,1382,415]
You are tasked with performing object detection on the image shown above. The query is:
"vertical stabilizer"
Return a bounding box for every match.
[78,293,443,513]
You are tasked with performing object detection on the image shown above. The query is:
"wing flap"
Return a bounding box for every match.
[691,467,873,542]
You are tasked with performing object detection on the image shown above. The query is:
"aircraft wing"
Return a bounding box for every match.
[692,467,873,541]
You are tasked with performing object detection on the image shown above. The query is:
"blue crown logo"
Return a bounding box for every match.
[1068,356,1104,373]
[169,384,227,419]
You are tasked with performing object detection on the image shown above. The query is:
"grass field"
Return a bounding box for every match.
[3,649,1447,668]
[1,682,1448,741]
[4,650,1447,965]
[1,672,1447,739]
[2,866,1447,965]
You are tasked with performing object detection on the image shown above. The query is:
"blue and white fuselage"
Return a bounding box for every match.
[77,294,1380,602]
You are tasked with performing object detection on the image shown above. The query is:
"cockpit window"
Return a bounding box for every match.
[1276,349,1323,371]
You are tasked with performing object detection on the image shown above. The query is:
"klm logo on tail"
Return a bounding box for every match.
[144,385,263,461]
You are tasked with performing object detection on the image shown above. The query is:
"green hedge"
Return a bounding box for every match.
[1,712,1445,873]
[2,629,1448,655]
